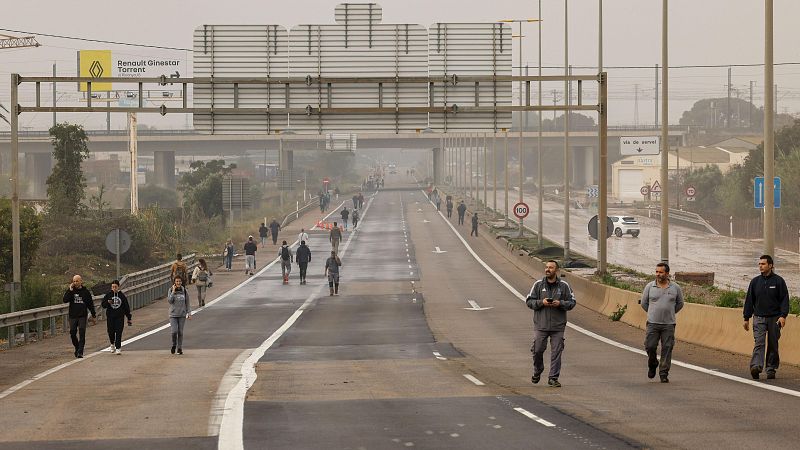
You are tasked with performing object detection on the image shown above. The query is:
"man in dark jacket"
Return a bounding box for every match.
[63,274,97,358]
[470,212,479,236]
[743,254,790,380]
[259,222,269,247]
[269,219,281,245]
[525,260,576,387]
[446,198,454,218]
[457,200,467,225]
[101,280,132,354]
[341,207,350,230]
[296,241,312,284]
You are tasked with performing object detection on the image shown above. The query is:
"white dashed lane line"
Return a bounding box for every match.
[463,374,485,386]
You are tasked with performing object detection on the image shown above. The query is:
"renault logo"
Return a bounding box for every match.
[89,60,104,78]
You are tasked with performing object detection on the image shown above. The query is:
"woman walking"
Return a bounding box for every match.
[168,276,192,355]
[101,280,132,355]
[192,258,212,307]
[223,239,234,271]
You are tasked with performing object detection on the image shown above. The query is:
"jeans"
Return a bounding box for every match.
[331,239,340,254]
[69,317,88,353]
[281,260,292,277]
[195,284,207,307]
[531,329,565,379]
[299,262,308,280]
[245,255,256,273]
[645,322,676,377]
[107,316,125,349]
[225,254,233,270]
[751,315,781,373]
[170,316,186,349]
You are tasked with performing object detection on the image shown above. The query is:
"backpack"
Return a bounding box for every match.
[174,263,188,284]
[281,246,291,261]
[198,270,209,282]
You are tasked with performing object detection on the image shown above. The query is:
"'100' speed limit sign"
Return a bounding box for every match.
[513,202,529,219]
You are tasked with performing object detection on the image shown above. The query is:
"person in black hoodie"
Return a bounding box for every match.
[101,280,132,355]
[62,274,97,358]
[296,240,312,284]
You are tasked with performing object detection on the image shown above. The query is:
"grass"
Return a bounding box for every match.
[714,290,744,308]
[600,273,632,291]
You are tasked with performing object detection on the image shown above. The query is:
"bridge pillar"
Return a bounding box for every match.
[432,147,442,185]
[24,152,52,199]
[571,146,594,188]
[153,150,176,189]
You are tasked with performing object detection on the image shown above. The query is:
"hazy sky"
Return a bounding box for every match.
[1,0,798,130]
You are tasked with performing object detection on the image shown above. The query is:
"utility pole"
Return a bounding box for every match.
[634,84,640,127]
[726,66,732,128]
[764,0,775,257]
[655,64,659,128]
[749,81,755,129]
[563,0,571,262]
[660,0,670,264]
[537,0,544,249]
[551,89,560,124]
[52,63,57,127]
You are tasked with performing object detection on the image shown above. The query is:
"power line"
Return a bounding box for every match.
[0,27,191,52]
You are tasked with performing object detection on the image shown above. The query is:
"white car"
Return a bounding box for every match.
[609,215,640,238]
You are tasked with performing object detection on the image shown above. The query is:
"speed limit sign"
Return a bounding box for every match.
[513,202,530,219]
[685,185,696,197]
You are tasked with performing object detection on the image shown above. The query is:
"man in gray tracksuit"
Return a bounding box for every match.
[640,262,684,383]
[525,260,576,388]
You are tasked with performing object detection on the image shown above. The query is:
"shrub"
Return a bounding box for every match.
[715,290,744,308]
[609,304,627,321]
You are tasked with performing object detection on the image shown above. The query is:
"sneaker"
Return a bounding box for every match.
[74,350,79,358]
[108,345,116,352]
[660,375,669,383]
[77,352,83,358]
[648,364,657,379]
[531,374,541,384]
[547,378,561,388]
[750,366,761,380]
[767,371,776,380]
[115,348,121,355]
[171,345,176,354]
[177,348,183,355]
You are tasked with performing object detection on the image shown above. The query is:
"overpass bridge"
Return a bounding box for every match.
[0,127,687,198]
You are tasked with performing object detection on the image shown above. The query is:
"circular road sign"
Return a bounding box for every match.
[513,202,530,219]
[686,185,696,197]
[105,229,132,255]
[588,215,614,240]
[640,186,650,196]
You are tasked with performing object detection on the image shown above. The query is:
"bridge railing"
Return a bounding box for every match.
[0,254,196,349]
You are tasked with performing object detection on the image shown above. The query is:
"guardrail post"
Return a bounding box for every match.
[23,322,29,343]
[62,314,69,333]
[50,316,56,337]
[36,319,43,341]
[8,325,15,348]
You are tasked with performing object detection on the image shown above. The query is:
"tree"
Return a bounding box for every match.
[681,165,723,213]
[178,160,235,218]
[0,200,42,284]
[541,113,596,131]
[46,123,89,217]
[138,184,178,209]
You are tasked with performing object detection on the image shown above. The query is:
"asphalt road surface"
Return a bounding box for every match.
[2,176,800,449]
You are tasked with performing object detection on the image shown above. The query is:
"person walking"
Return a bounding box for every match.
[279,240,294,284]
[244,235,258,276]
[744,254,790,380]
[224,239,235,271]
[269,219,281,245]
[63,275,97,358]
[640,262,684,383]
[352,209,360,229]
[325,250,342,296]
[101,280,132,355]
[259,222,269,247]
[296,240,312,284]
[334,187,340,200]
[446,197,454,218]
[298,228,309,246]
[358,192,365,209]
[192,258,213,307]
[435,195,441,211]
[457,200,467,225]
[341,207,350,230]
[525,260,576,387]
[330,222,343,254]
[319,193,326,213]
[168,276,191,355]
[470,212,479,237]
[170,254,189,286]
[352,194,359,210]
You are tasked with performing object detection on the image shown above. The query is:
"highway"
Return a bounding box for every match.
[468,186,799,292]
[1,176,799,449]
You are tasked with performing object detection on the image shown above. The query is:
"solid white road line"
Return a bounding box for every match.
[421,190,800,399]
[218,196,375,450]
[463,374,485,386]
[514,407,556,427]
[432,351,447,361]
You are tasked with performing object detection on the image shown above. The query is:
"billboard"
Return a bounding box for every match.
[78,50,185,92]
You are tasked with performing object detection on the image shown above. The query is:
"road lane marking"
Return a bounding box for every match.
[420,190,800,399]
[463,374,485,386]
[433,351,447,361]
[432,246,447,254]
[218,196,374,449]
[514,407,556,427]
[464,300,493,311]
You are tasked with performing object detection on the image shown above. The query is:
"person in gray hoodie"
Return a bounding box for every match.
[525,260,576,388]
[640,262,684,383]
[167,275,192,355]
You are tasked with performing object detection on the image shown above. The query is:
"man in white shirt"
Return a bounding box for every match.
[298,228,309,246]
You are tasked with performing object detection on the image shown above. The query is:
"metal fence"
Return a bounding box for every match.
[0,255,196,349]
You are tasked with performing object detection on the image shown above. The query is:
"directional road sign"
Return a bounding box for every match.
[620,136,660,155]
[754,176,781,209]
[586,185,599,198]
[513,202,529,219]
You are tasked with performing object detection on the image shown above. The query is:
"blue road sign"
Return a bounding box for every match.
[754,176,781,209]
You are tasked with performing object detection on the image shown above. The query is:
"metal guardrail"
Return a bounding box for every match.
[0,254,196,349]
[280,196,320,230]
[650,208,719,234]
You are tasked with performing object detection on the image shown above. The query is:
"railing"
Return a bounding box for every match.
[280,196,320,230]
[650,208,719,235]
[0,255,196,349]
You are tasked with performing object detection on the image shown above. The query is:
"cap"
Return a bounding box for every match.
[248,235,253,238]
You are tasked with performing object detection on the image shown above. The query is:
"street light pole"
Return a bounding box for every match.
[10,74,20,313]
[764,0,775,256]
[537,0,544,248]
[660,0,670,264]
[563,0,571,262]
